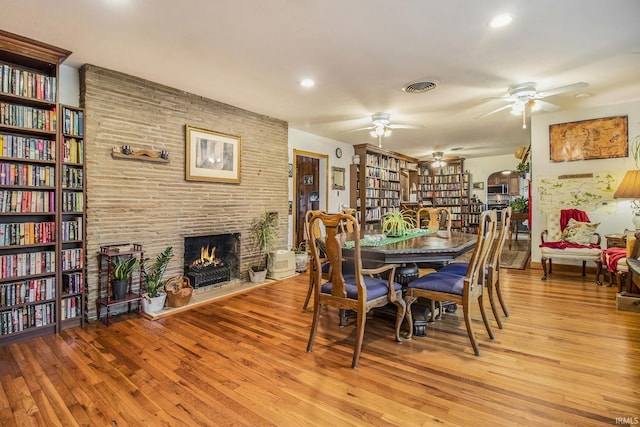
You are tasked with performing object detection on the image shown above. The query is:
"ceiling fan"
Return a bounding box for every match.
[429,151,462,167]
[476,81,589,128]
[348,112,417,148]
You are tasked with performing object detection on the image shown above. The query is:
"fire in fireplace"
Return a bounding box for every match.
[184,233,240,289]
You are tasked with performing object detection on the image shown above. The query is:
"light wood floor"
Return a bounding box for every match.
[1,267,639,426]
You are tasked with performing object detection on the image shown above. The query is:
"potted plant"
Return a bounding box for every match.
[382,210,416,237]
[510,196,529,213]
[111,256,139,300]
[141,246,174,313]
[249,211,278,283]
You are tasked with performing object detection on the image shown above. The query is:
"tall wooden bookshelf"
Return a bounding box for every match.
[0,30,85,345]
[418,159,473,231]
[349,144,418,230]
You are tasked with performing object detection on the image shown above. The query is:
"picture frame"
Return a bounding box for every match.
[473,182,484,190]
[549,115,628,162]
[331,166,345,191]
[185,125,241,183]
[303,175,314,185]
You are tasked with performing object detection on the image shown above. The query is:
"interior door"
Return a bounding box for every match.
[295,155,320,247]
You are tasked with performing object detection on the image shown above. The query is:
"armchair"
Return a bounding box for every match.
[539,209,602,282]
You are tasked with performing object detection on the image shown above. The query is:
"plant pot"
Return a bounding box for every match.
[249,269,267,283]
[111,279,128,300]
[142,292,167,313]
[295,252,309,272]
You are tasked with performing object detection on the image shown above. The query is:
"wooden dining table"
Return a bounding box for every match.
[342,230,477,267]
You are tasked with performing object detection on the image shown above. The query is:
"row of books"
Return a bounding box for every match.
[0,63,57,102]
[61,219,82,241]
[0,221,55,246]
[0,133,56,161]
[0,277,56,307]
[62,192,83,212]
[0,190,55,213]
[62,137,83,164]
[0,102,57,132]
[0,250,55,279]
[62,165,83,188]
[61,248,83,271]
[62,272,83,294]
[0,302,55,335]
[62,108,84,136]
[0,162,55,187]
[60,295,81,321]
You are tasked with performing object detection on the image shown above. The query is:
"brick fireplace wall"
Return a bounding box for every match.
[80,65,288,321]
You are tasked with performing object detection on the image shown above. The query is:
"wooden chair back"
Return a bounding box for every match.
[404,209,497,355]
[416,207,452,231]
[306,211,406,367]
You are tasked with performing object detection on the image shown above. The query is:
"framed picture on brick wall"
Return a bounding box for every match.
[185,125,241,183]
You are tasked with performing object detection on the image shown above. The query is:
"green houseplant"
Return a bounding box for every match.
[382,210,416,237]
[142,246,174,313]
[111,256,139,300]
[510,196,529,213]
[249,211,278,282]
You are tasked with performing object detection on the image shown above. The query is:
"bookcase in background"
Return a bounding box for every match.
[418,159,473,232]
[58,104,86,330]
[349,144,419,230]
[0,30,82,345]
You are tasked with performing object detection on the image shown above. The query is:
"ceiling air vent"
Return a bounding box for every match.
[402,79,438,94]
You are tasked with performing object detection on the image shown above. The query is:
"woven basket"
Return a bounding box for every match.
[164,276,193,308]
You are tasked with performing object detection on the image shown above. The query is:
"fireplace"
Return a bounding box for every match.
[184,233,240,289]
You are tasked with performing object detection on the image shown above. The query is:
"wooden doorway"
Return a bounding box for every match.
[293,150,327,248]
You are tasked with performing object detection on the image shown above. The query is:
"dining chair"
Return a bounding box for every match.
[306,211,406,368]
[404,210,497,355]
[437,207,512,328]
[302,209,328,310]
[416,207,452,232]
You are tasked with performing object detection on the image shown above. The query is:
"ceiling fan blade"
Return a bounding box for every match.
[533,100,560,112]
[537,82,588,98]
[475,104,513,119]
[341,126,373,133]
[482,95,518,102]
[389,124,419,130]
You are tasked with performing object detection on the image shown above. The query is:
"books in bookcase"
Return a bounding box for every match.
[0,133,56,160]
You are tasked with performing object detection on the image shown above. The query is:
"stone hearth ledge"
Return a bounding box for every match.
[142,273,299,320]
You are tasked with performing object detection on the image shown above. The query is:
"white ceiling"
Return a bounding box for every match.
[2,0,640,161]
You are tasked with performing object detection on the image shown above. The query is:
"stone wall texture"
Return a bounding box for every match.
[80,65,288,321]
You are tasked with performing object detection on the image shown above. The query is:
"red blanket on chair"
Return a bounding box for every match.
[560,208,590,230]
[602,247,627,273]
[540,241,600,249]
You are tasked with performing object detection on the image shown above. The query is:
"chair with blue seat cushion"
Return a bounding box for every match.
[307,211,406,368]
[405,210,497,356]
[438,207,512,329]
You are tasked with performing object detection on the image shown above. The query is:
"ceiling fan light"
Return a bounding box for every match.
[384,128,392,137]
[511,102,524,116]
[369,130,377,138]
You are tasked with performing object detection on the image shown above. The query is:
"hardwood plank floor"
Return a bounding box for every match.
[1,267,639,426]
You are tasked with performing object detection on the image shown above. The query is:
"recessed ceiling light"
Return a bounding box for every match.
[575,93,591,99]
[300,78,315,88]
[490,14,513,28]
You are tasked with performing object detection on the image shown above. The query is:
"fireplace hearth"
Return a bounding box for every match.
[184,233,240,289]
